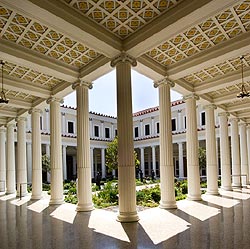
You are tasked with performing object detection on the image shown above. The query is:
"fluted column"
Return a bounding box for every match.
[239,123,248,186]
[62,145,67,180]
[154,78,176,208]
[230,118,241,187]
[218,112,232,190]
[26,142,32,184]
[111,52,139,222]
[178,142,184,178]
[47,97,64,205]
[151,117,155,135]
[29,109,42,199]
[204,104,219,195]
[45,144,50,183]
[152,146,156,173]
[0,127,6,192]
[90,147,94,178]
[247,126,250,183]
[178,110,183,131]
[72,80,93,211]
[16,117,27,197]
[183,94,201,200]
[140,147,145,175]
[61,112,66,134]
[6,123,15,194]
[101,148,105,178]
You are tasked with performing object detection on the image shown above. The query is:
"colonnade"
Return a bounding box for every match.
[0,52,250,223]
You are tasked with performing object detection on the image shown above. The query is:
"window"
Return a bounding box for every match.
[201,112,206,126]
[134,127,139,138]
[156,122,159,134]
[184,116,186,129]
[172,119,176,131]
[105,127,110,138]
[40,116,43,130]
[68,121,74,134]
[94,125,99,137]
[115,129,117,136]
[145,124,150,136]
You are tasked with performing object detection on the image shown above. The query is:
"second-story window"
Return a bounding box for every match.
[145,124,150,136]
[134,127,139,138]
[184,116,186,129]
[156,122,159,134]
[40,116,43,130]
[105,127,110,138]
[201,112,206,126]
[172,119,176,131]
[68,121,74,134]
[94,125,99,137]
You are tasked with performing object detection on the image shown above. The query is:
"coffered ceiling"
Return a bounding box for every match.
[0,0,250,124]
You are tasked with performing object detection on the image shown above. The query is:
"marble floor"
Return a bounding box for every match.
[1,189,250,249]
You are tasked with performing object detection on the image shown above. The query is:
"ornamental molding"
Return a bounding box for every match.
[72,79,93,90]
[203,104,217,110]
[218,112,230,117]
[46,96,64,105]
[229,117,239,123]
[15,117,27,122]
[110,52,137,68]
[28,108,43,115]
[182,93,199,101]
[153,77,174,88]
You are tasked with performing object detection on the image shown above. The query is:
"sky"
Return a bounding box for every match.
[64,70,182,116]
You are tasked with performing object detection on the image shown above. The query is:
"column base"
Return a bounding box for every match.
[117,211,139,223]
[159,201,177,209]
[49,198,64,205]
[76,203,94,212]
[206,190,219,195]
[6,190,16,195]
[232,183,241,188]
[31,194,43,200]
[16,192,28,198]
[187,194,202,201]
[221,186,233,191]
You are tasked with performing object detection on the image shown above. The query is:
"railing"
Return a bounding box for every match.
[231,174,248,187]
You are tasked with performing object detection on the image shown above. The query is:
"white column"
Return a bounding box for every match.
[154,78,177,208]
[204,104,219,195]
[218,112,232,191]
[239,123,248,186]
[29,109,42,199]
[183,94,201,200]
[6,123,16,194]
[16,117,27,197]
[151,117,155,135]
[178,110,183,131]
[111,123,114,139]
[47,97,64,205]
[0,127,6,192]
[72,80,93,211]
[247,126,250,183]
[45,144,50,183]
[26,142,32,184]
[152,145,156,173]
[101,121,104,139]
[178,142,184,178]
[140,147,145,175]
[62,145,67,180]
[111,52,139,222]
[45,108,49,132]
[90,147,94,178]
[101,148,105,178]
[89,118,93,138]
[230,118,241,187]
[61,112,66,134]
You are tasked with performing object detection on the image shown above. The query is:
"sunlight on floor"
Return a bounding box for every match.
[139,207,190,245]
[220,190,250,200]
[0,193,16,201]
[10,194,31,206]
[177,200,220,221]
[202,194,240,208]
[27,198,49,213]
[50,203,77,224]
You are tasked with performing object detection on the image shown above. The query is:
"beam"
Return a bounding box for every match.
[125,0,237,57]
[236,111,250,119]
[226,101,250,112]
[7,99,32,109]
[213,91,241,105]
[2,0,121,57]
[0,109,17,118]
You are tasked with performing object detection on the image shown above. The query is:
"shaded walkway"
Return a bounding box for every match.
[0,188,250,249]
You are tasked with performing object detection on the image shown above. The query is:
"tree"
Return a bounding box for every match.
[198,147,206,170]
[105,137,140,172]
[42,154,50,173]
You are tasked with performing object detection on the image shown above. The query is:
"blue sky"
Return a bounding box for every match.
[64,70,182,116]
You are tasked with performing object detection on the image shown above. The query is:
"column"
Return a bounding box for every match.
[72,80,93,211]
[90,147,94,178]
[183,94,201,200]
[152,145,156,173]
[111,52,139,222]
[101,121,104,139]
[230,118,241,187]
[151,117,155,135]
[62,145,67,180]
[47,97,64,204]
[111,123,114,139]
[239,123,248,186]
[45,144,50,183]
[140,147,145,175]
[178,110,183,131]
[218,112,232,190]
[26,142,32,184]
[178,142,184,178]
[6,123,15,194]
[247,126,250,183]
[29,109,42,199]
[61,112,66,134]
[45,108,49,132]
[0,127,6,192]
[89,118,93,138]
[204,104,219,195]
[154,78,177,208]
[16,117,27,197]
[101,148,105,178]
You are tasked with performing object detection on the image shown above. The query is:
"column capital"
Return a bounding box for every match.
[239,122,247,127]
[182,93,199,101]
[28,108,43,115]
[0,126,6,132]
[177,109,182,113]
[203,104,217,110]
[15,116,27,122]
[110,52,137,68]
[72,79,93,90]
[46,96,64,105]
[218,112,230,117]
[229,117,239,123]
[6,122,15,128]
[153,77,175,88]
